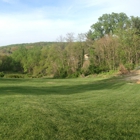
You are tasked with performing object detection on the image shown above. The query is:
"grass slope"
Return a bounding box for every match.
[0,76,140,140]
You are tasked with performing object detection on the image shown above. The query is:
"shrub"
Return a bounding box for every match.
[54,69,68,78]
[5,74,24,78]
[67,71,80,78]
[125,63,134,71]
[0,72,4,77]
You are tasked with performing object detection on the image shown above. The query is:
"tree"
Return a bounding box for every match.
[65,33,75,43]
[0,55,14,71]
[88,12,129,40]
[130,16,140,35]
[116,27,140,70]
[11,47,27,72]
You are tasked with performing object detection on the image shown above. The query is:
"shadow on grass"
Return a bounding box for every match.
[0,76,125,96]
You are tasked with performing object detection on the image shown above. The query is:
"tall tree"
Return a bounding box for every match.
[130,16,140,35]
[88,12,129,40]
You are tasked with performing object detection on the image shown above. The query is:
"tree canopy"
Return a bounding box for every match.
[0,12,140,78]
[88,12,130,40]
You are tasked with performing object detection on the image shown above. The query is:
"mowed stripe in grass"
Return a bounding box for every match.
[0,77,140,140]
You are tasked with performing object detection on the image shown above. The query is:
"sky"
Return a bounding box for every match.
[0,0,140,46]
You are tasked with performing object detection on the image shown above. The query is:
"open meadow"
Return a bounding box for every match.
[0,76,140,140]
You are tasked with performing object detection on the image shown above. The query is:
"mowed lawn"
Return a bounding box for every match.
[0,76,140,140]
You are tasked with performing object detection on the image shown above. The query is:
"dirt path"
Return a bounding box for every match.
[124,70,140,83]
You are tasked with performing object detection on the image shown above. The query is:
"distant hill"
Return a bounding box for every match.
[0,42,58,56]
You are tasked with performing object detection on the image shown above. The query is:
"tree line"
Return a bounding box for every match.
[0,12,140,78]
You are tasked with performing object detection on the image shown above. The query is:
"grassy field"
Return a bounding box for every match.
[0,75,140,140]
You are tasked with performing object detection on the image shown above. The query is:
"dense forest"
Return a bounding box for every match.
[0,12,140,78]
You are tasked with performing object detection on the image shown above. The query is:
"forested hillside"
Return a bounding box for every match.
[0,12,140,78]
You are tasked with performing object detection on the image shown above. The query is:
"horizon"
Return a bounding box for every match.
[0,0,140,46]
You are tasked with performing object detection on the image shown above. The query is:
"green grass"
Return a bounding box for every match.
[0,76,140,140]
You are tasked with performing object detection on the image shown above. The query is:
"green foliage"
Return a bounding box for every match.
[67,71,81,78]
[0,72,4,77]
[130,16,140,35]
[53,68,68,78]
[124,63,135,71]
[0,13,140,78]
[5,74,24,78]
[89,12,129,40]
[0,56,13,71]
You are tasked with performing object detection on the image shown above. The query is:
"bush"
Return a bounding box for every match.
[5,74,24,78]
[54,69,68,78]
[67,71,80,78]
[125,63,134,71]
[0,72,4,77]
[87,65,109,75]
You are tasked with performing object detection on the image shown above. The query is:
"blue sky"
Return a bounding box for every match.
[0,0,140,46]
